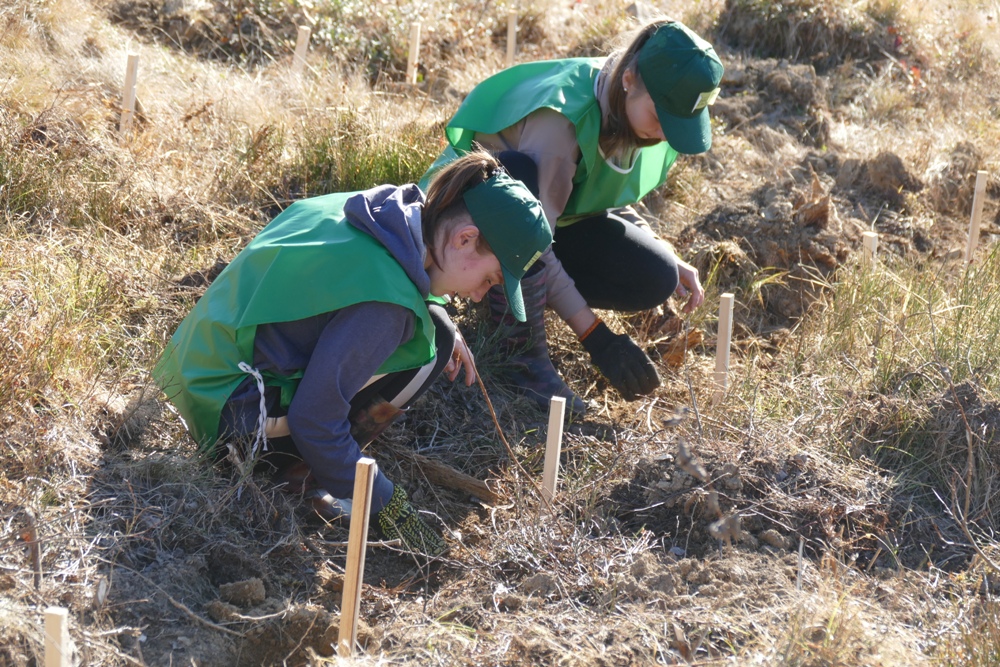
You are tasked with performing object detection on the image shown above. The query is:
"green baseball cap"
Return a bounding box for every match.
[462,171,552,322]
[637,21,724,155]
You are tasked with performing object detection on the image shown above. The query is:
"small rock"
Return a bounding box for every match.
[760,529,791,550]
[521,573,559,598]
[219,578,266,607]
[205,600,239,622]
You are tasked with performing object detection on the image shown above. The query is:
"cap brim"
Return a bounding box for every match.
[657,106,712,155]
[500,266,526,322]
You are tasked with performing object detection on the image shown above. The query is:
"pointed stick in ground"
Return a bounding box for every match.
[292,26,311,76]
[964,170,988,264]
[119,54,139,137]
[44,607,70,667]
[337,457,377,658]
[713,293,735,404]
[862,231,878,265]
[541,396,566,505]
[406,23,422,84]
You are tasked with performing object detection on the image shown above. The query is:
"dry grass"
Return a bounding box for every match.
[2,0,1000,665]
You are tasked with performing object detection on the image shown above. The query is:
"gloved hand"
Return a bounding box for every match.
[376,486,447,557]
[580,320,660,400]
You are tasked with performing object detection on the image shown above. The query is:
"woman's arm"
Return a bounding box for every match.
[286,301,415,501]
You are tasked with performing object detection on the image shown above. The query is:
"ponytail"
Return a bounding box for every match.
[422,149,501,264]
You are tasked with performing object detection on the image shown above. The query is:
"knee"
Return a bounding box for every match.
[646,260,679,306]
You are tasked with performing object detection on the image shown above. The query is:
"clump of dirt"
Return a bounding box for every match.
[716,0,913,74]
[714,59,830,148]
[237,605,378,666]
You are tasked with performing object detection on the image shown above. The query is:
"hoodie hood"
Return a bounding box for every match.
[344,184,430,297]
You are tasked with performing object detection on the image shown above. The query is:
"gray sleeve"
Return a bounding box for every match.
[511,109,589,322]
[285,301,415,499]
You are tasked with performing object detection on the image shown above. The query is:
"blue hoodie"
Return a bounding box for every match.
[220,184,433,508]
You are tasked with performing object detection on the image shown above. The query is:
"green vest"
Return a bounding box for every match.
[153,192,436,452]
[423,58,678,226]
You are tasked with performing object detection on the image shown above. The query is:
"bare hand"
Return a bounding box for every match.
[444,331,477,386]
[673,259,704,313]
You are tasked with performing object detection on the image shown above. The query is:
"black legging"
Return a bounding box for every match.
[496,150,678,312]
[553,207,678,311]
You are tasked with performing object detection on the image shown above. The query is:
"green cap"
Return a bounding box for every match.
[637,21,724,155]
[462,171,552,322]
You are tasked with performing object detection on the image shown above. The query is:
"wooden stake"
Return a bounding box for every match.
[337,457,377,658]
[505,11,517,68]
[541,396,566,504]
[406,22,422,85]
[118,54,139,137]
[44,607,70,667]
[862,231,878,265]
[713,293,735,403]
[292,26,311,75]
[964,170,988,264]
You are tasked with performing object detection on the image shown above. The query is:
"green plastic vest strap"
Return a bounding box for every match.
[424,58,678,226]
[153,192,436,452]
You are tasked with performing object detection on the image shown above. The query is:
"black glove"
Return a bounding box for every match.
[581,321,660,400]
[376,486,447,557]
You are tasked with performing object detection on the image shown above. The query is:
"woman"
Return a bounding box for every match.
[422,19,723,415]
[154,152,551,557]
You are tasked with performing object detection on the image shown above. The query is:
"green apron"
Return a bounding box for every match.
[423,58,678,226]
[153,191,436,452]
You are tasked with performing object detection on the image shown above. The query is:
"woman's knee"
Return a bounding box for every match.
[645,258,679,306]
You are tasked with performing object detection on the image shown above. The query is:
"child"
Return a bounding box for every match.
[422,19,723,414]
[154,151,552,557]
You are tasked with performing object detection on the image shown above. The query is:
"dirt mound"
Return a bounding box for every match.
[716,0,909,73]
[925,141,988,215]
[714,59,830,148]
[108,0,297,66]
[678,143,934,324]
[606,434,900,572]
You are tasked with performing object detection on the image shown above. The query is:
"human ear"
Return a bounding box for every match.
[453,225,480,249]
[622,67,635,94]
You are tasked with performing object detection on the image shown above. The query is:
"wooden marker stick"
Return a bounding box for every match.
[44,607,70,667]
[119,54,139,137]
[337,457,377,658]
[964,170,988,264]
[541,396,566,504]
[862,231,878,265]
[713,293,735,401]
[292,26,311,75]
[505,11,517,68]
[406,22,422,85]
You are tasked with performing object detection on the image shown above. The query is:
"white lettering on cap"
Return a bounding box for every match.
[690,87,721,114]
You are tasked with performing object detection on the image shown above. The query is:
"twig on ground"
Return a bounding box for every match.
[113,563,245,637]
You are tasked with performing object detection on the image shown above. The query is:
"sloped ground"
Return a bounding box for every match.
[2,0,1000,665]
